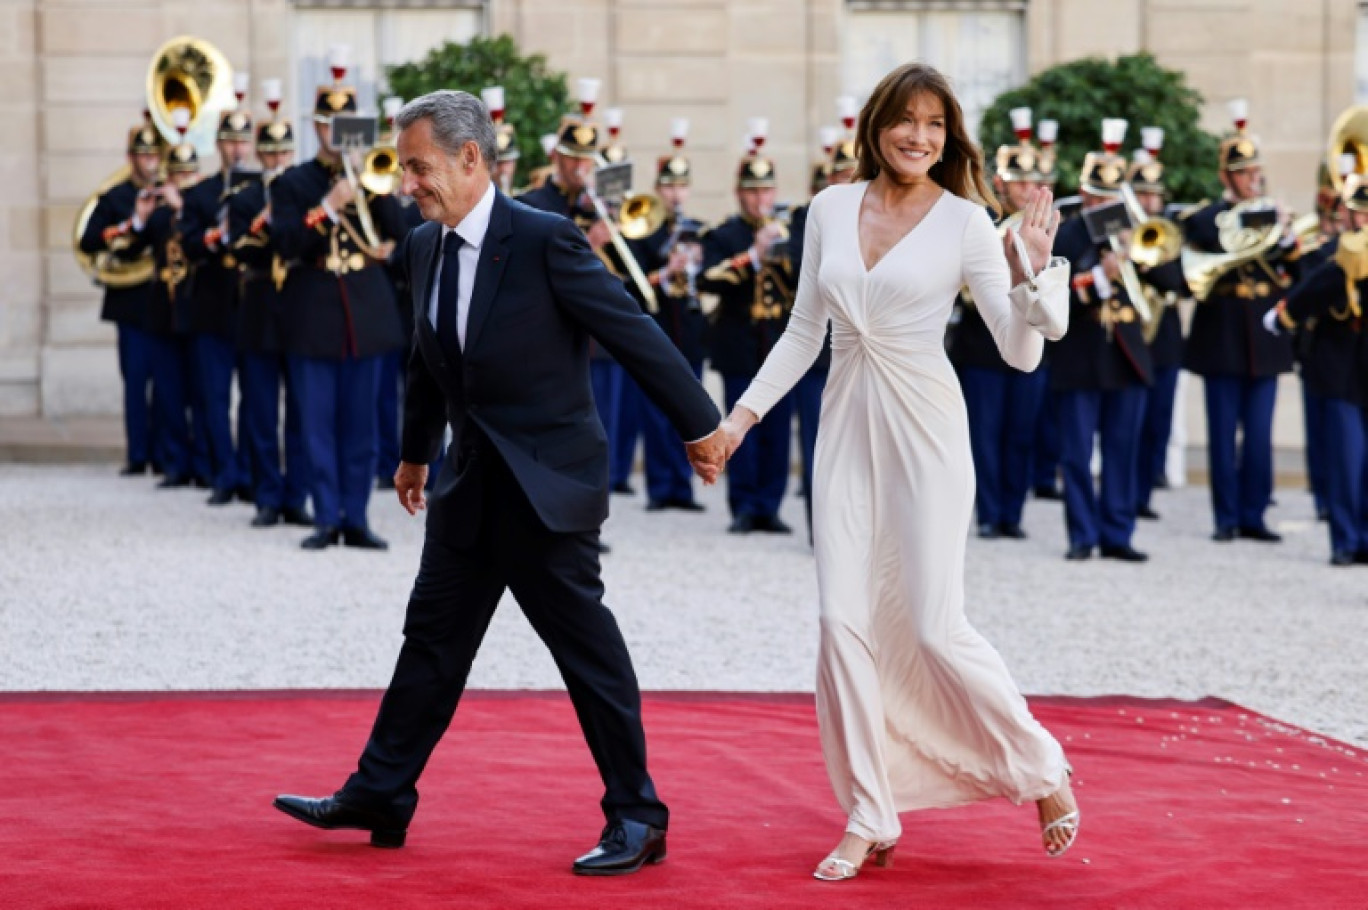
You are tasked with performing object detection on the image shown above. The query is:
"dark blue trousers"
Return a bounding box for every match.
[149,333,192,481]
[193,332,240,494]
[1137,365,1180,511]
[1055,386,1146,549]
[724,373,793,519]
[236,380,253,492]
[1302,382,1329,517]
[288,354,381,531]
[612,372,644,489]
[961,366,1048,528]
[241,351,310,512]
[1203,374,1278,532]
[1033,366,1061,491]
[1322,399,1368,556]
[116,323,156,467]
[591,359,623,481]
[183,341,213,485]
[794,367,828,499]
[376,350,402,482]
[641,361,703,504]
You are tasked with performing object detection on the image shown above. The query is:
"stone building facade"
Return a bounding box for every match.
[0,0,1358,460]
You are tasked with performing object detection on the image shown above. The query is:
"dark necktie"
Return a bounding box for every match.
[437,230,465,360]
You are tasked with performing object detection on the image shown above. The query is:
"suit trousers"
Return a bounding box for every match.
[1322,398,1368,556]
[240,351,309,512]
[288,354,381,530]
[960,366,1048,528]
[343,443,668,829]
[641,360,703,504]
[1055,386,1146,550]
[1137,364,1180,511]
[723,373,793,519]
[1203,374,1278,532]
[116,323,156,467]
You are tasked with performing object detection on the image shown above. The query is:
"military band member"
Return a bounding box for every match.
[79,114,165,476]
[1050,121,1152,561]
[1032,118,1065,500]
[230,106,313,529]
[374,96,412,492]
[1127,130,1185,521]
[180,107,256,505]
[948,108,1051,540]
[698,151,796,533]
[1268,173,1368,564]
[625,132,708,511]
[133,130,203,488]
[269,50,408,550]
[481,86,519,195]
[1182,101,1297,542]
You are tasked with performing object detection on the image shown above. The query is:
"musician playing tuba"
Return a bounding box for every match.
[1179,99,1299,543]
[268,44,409,552]
[76,114,167,477]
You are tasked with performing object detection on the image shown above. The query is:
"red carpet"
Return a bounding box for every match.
[2,691,1364,909]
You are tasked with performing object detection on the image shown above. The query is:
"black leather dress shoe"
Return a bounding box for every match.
[157,475,190,489]
[595,539,612,554]
[1355,550,1368,565]
[1331,550,1356,567]
[753,515,793,534]
[1034,485,1063,501]
[1211,528,1236,542]
[251,507,281,528]
[1238,525,1282,543]
[1100,544,1149,562]
[572,819,666,876]
[206,488,235,506]
[1064,545,1092,561]
[610,481,636,495]
[342,526,389,550]
[728,514,756,534]
[300,527,340,550]
[1137,505,1160,520]
[191,476,212,490]
[1317,508,1330,522]
[997,523,1028,539]
[663,498,705,512]
[273,793,407,848]
[281,505,314,527]
[119,462,147,477]
[977,522,1000,539]
[235,485,255,505]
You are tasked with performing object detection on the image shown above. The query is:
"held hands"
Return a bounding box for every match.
[685,429,728,486]
[394,461,429,515]
[1004,186,1060,286]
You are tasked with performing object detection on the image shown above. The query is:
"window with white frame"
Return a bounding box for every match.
[292,2,485,158]
[842,1,1027,139]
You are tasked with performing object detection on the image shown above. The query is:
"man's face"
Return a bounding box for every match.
[314,120,335,156]
[495,159,517,188]
[397,117,483,224]
[258,150,294,173]
[1350,208,1368,232]
[1134,189,1165,217]
[219,138,252,169]
[827,167,855,187]
[995,178,1034,214]
[1080,190,1115,212]
[737,186,776,221]
[1222,165,1263,201]
[553,151,594,195]
[129,152,162,184]
[656,182,689,211]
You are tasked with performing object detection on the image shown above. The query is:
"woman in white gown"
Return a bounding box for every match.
[721,63,1081,880]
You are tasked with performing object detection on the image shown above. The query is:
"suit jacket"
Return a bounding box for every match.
[400,190,721,543]
[78,178,154,326]
[1047,214,1153,391]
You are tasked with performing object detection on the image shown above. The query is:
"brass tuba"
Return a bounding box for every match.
[1327,105,1368,193]
[73,37,234,289]
[1179,198,1285,302]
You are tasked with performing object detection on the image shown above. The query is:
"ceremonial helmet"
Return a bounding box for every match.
[831,138,857,175]
[165,107,199,174]
[601,107,627,164]
[313,45,359,123]
[217,110,253,143]
[738,117,776,188]
[1035,119,1060,186]
[1342,172,1368,213]
[1126,127,1166,194]
[1079,118,1129,197]
[480,86,520,163]
[657,117,691,186]
[555,78,602,159]
[1218,99,1260,172]
[127,110,165,156]
[255,119,295,153]
[995,107,1040,182]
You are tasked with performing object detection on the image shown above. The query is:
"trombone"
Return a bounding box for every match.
[582,161,665,314]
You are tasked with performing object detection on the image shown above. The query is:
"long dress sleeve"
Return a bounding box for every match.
[735,192,830,420]
[961,208,1069,372]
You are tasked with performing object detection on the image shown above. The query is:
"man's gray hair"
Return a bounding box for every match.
[395,90,497,168]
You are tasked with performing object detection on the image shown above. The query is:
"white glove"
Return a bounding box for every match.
[1261,307,1281,336]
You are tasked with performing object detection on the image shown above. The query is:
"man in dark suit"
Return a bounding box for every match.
[273,90,726,876]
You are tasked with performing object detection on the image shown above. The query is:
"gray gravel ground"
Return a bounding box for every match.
[1,464,1364,746]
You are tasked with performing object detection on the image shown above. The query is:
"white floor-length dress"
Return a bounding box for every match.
[737,182,1071,842]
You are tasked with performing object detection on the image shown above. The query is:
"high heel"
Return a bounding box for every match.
[812,839,897,881]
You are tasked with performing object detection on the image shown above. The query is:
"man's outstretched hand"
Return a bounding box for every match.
[394,461,429,515]
[685,429,728,486]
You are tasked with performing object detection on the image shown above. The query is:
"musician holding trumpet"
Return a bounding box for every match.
[268,46,408,551]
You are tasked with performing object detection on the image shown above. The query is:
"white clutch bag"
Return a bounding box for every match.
[1008,229,1069,341]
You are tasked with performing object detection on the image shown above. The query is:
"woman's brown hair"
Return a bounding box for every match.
[854,63,1000,216]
